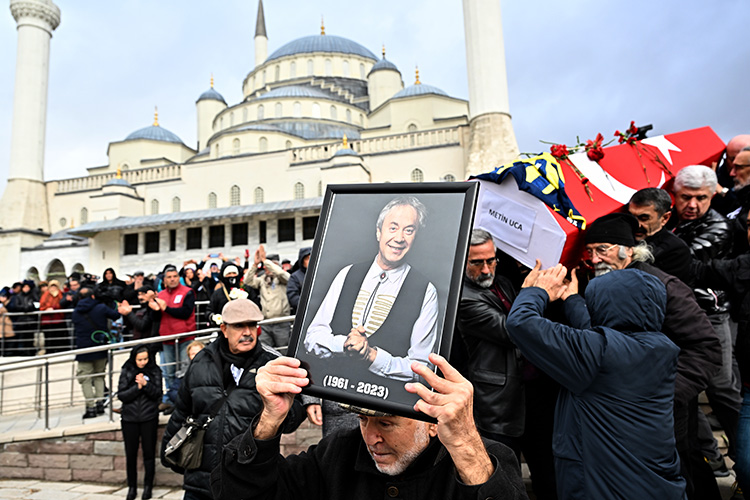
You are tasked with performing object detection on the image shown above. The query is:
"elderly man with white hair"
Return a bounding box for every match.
[671,164,741,475]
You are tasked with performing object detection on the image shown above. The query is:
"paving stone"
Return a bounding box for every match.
[0,480,42,488]
[71,469,102,482]
[99,470,126,483]
[26,481,77,490]
[43,468,73,482]
[70,454,113,470]
[0,466,43,479]
[69,484,118,493]
[28,489,84,500]
[0,488,29,498]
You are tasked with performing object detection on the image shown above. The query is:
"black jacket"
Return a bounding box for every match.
[456,275,524,438]
[644,228,694,286]
[730,185,750,256]
[122,305,161,341]
[673,208,733,314]
[161,337,305,498]
[118,346,162,423]
[72,297,120,362]
[287,247,312,314]
[212,426,528,500]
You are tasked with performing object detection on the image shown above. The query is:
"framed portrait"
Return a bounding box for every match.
[287,182,478,420]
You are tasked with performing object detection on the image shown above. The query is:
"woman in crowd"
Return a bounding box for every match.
[39,280,65,352]
[118,344,162,500]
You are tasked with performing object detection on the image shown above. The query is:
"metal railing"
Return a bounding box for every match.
[0,315,294,432]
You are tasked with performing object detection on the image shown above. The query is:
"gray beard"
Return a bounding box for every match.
[469,272,494,288]
[370,424,429,476]
[593,263,615,277]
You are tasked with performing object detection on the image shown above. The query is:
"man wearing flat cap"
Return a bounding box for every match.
[582,212,722,498]
[161,299,305,500]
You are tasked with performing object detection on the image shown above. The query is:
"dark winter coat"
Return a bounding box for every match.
[286,247,311,314]
[507,269,686,500]
[72,297,120,361]
[118,345,162,423]
[122,304,161,341]
[212,427,528,500]
[161,337,305,499]
[95,268,127,307]
[456,274,523,438]
[644,228,694,286]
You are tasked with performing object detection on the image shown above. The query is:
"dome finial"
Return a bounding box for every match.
[415,66,421,85]
[342,134,348,148]
[116,165,122,179]
[210,74,214,88]
[382,44,386,58]
[153,106,159,126]
[321,16,325,35]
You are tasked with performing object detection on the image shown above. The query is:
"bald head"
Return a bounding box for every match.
[727,135,750,169]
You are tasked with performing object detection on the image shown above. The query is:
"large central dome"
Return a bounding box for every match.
[267,35,377,62]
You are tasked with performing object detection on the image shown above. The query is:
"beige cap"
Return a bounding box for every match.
[221,298,263,324]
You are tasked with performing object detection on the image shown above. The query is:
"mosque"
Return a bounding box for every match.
[0,0,518,285]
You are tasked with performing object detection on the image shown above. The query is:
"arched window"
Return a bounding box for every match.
[172,196,181,212]
[330,105,337,120]
[230,185,241,206]
[275,102,282,118]
[121,163,129,171]
[151,199,159,215]
[208,192,217,209]
[257,104,264,120]
[274,65,280,81]
[230,112,235,126]
[411,168,424,183]
[233,138,240,155]
[80,207,88,225]
[345,109,352,123]
[343,60,350,76]
[59,217,67,228]
[254,186,264,204]
[444,174,456,182]
[220,117,224,128]
[214,143,220,157]
[325,59,332,76]
[307,59,314,76]
[285,140,292,149]
[259,137,268,152]
[408,123,418,132]
[312,102,321,118]
[294,182,305,199]
[359,63,365,79]
[293,101,301,117]
[290,61,296,78]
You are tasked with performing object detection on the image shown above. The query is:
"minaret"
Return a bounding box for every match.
[462,0,519,177]
[0,0,61,284]
[254,0,267,67]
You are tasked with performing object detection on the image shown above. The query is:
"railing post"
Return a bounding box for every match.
[44,361,50,430]
[107,348,114,422]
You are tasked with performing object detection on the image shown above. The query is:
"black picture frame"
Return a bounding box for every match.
[287,182,478,421]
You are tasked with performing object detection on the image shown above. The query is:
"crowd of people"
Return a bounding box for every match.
[2,140,750,500]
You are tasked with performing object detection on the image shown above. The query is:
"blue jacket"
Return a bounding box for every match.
[72,297,120,361]
[507,269,685,500]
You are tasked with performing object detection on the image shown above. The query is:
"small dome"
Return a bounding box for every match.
[267,35,377,62]
[104,177,132,187]
[197,87,227,105]
[368,58,399,76]
[333,147,359,157]
[255,85,332,101]
[391,83,448,100]
[125,125,184,144]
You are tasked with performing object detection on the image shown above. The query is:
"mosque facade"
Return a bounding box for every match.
[2,0,516,284]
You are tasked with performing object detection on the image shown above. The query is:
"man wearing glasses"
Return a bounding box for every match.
[729,146,750,256]
[455,229,523,460]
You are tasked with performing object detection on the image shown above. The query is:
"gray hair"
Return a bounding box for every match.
[674,164,718,193]
[376,196,427,231]
[470,228,493,246]
[627,241,655,263]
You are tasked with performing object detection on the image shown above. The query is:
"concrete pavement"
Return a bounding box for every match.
[0,480,182,500]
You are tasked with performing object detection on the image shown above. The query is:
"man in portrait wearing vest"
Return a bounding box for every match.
[303,196,438,383]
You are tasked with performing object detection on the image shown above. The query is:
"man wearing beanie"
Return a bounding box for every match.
[161,298,305,500]
[583,212,722,499]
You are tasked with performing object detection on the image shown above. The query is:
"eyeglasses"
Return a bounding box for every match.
[733,164,750,170]
[467,257,498,268]
[586,244,617,259]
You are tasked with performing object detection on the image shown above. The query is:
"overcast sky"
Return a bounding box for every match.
[0,0,747,194]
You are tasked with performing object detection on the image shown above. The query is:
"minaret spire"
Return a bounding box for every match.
[254,0,268,67]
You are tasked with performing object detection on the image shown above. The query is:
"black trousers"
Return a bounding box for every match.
[121,418,159,488]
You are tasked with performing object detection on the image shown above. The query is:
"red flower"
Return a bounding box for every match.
[585,133,605,162]
[627,121,638,135]
[550,144,569,159]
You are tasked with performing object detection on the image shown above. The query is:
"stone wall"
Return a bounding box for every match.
[0,420,322,486]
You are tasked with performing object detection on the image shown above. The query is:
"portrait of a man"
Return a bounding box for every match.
[303,196,438,382]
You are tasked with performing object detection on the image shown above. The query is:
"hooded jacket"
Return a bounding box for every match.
[118,345,162,423]
[72,296,120,361]
[206,261,261,326]
[287,247,311,313]
[507,269,685,500]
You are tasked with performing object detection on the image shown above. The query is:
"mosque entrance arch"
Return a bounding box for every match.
[26,267,40,283]
[45,259,66,282]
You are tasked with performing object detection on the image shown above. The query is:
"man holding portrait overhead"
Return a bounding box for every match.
[303,196,438,382]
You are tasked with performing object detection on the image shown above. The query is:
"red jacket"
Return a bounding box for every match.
[158,284,196,344]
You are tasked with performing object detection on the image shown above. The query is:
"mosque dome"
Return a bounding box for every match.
[267,34,377,62]
[125,125,184,144]
[391,83,448,100]
[333,147,359,157]
[255,85,332,101]
[103,177,132,187]
[197,87,226,105]
[368,57,399,76]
